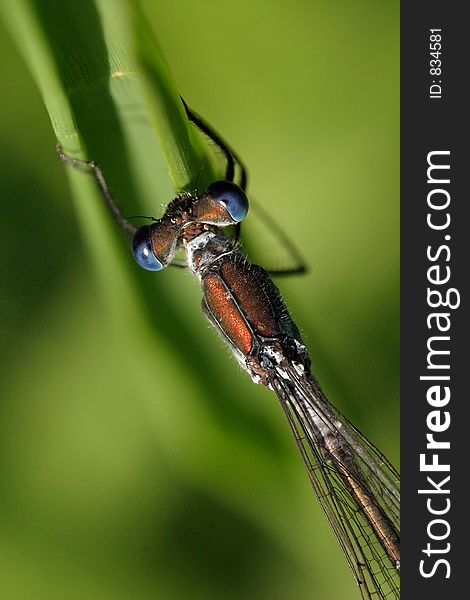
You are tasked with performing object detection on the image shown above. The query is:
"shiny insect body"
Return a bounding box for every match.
[57,100,400,599]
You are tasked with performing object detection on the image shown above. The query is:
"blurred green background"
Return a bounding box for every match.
[0,1,399,599]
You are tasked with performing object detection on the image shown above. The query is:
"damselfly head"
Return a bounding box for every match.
[132,181,248,272]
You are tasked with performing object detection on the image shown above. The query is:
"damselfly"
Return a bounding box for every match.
[57,100,400,599]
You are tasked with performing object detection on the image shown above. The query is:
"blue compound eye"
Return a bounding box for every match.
[206,181,249,223]
[132,225,164,271]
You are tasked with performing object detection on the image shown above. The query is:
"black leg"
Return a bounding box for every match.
[181,100,306,276]
[56,144,137,241]
[248,200,307,277]
[181,97,246,246]
[181,97,248,191]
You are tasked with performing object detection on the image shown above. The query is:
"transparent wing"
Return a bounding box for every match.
[270,365,400,599]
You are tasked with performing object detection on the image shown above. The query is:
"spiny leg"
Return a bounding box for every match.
[249,200,307,276]
[57,144,189,269]
[181,97,248,192]
[181,100,306,275]
[56,144,137,241]
[181,98,247,244]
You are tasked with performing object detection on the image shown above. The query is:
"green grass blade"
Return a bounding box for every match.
[0,0,291,540]
[0,0,219,340]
